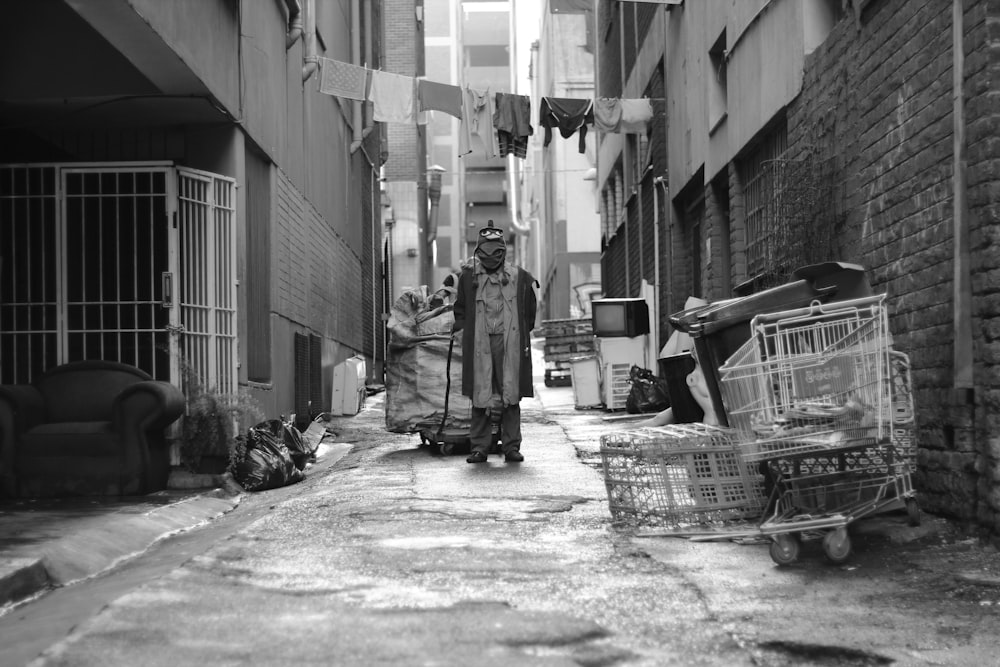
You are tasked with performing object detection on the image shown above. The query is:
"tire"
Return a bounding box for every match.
[822,528,852,564]
[769,533,800,566]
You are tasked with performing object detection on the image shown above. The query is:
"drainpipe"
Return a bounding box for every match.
[302,0,318,82]
[653,175,666,350]
[350,0,367,153]
[952,0,973,394]
[284,0,303,49]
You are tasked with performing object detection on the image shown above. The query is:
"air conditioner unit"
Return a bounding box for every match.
[332,356,366,416]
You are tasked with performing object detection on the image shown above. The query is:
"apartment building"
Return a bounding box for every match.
[595,0,1000,535]
[0,0,385,463]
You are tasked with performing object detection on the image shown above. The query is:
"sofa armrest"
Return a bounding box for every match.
[113,381,186,434]
[0,384,45,495]
[0,385,46,435]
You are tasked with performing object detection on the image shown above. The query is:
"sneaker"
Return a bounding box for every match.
[466,451,488,463]
[504,450,524,463]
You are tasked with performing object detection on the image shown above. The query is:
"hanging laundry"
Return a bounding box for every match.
[493,93,533,159]
[418,79,463,119]
[593,98,623,133]
[459,87,499,159]
[369,70,417,123]
[318,58,369,101]
[539,97,593,153]
[619,98,654,134]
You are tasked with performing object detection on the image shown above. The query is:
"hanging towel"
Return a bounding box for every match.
[418,79,463,119]
[493,93,533,159]
[318,58,369,101]
[369,70,416,123]
[459,87,499,159]
[619,98,654,134]
[593,98,623,133]
[539,97,593,153]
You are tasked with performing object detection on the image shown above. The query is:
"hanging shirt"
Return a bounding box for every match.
[593,98,623,133]
[418,79,463,119]
[318,58,369,101]
[493,93,533,159]
[539,97,593,153]
[459,87,499,159]
[619,98,654,134]
[369,70,416,123]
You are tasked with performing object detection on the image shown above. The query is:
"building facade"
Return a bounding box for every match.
[526,1,603,321]
[595,0,1000,536]
[0,0,385,466]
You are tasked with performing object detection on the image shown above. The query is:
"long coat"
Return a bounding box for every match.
[453,262,537,401]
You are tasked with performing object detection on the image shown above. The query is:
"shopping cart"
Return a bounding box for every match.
[718,295,918,564]
[719,295,894,462]
[759,443,917,564]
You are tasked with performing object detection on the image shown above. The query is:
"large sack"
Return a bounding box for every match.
[385,334,472,434]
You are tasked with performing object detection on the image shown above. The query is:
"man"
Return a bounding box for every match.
[452,221,537,463]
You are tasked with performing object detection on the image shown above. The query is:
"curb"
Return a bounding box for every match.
[0,490,243,611]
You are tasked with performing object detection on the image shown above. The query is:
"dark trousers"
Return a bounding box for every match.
[469,333,522,454]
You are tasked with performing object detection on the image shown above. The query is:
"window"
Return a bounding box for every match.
[740,122,788,282]
[708,31,727,133]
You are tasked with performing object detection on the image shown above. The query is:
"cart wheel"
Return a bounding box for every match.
[769,534,800,566]
[905,498,921,527]
[822,528,852,564]
[440,442,455,456]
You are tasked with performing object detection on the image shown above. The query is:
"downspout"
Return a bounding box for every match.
[653,175,666,350]
[952,0,973,393]
[284,0,303,49]
[350,0,370,153]
[301,0,318,81]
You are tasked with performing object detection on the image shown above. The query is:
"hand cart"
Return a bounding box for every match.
[415,334,500,455]
[719,295,919,564]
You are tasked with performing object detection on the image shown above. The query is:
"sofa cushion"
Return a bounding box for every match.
[19,422,120,458]
[38,369,145,423]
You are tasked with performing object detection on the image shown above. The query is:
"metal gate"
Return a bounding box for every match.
[0,163,236,396]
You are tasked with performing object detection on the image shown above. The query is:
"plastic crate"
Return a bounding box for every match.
[604,363,632,410]
[599,424,766,528]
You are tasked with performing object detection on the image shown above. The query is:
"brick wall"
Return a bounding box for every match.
[276,169,363,350]
[787,0,1000,534]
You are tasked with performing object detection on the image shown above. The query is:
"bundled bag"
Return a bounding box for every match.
[625,365,670,414]
[229,419,305,491]
[280,419,314,470]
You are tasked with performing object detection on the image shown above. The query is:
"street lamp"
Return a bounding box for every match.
[427,165,445,243]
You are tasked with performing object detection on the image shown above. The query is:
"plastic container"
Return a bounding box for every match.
[657,353,704,423]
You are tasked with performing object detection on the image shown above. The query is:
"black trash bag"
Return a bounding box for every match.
[229,420,305,491]
[625,366,671,414]
[280,420,312,471]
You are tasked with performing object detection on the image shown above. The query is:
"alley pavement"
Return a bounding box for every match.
[0,340,995,630]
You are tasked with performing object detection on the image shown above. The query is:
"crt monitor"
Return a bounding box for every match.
[591,298,650,338]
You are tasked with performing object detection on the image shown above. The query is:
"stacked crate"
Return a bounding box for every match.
[539,318,595,387]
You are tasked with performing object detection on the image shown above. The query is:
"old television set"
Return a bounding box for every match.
[591,298,649,338]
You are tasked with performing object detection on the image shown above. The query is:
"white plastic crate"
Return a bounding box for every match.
[604,363,631,411]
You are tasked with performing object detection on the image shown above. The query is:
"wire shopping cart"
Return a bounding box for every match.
[718,295,918,564]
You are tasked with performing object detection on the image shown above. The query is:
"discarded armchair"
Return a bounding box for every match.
[0,360,186,498]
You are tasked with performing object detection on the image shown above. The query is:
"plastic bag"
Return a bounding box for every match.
[279,418,314,470]
[229,420,305,491]
[625,366,670,414]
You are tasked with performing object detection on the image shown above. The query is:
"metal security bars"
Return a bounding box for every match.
[0,163,236,399]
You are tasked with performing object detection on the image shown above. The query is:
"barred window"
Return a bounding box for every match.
[739,123,788,281]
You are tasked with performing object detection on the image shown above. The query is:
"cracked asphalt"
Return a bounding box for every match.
[10,362,1000,666]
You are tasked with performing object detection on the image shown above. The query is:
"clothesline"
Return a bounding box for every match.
[318,56,656,159]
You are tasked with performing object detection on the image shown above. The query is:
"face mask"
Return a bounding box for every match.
[475,239,506,272]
